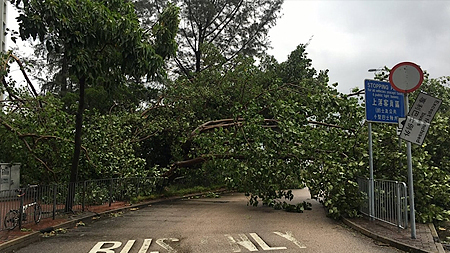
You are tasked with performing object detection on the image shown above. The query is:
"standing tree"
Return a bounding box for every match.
[11,0,179,211]
[133,0,283,76]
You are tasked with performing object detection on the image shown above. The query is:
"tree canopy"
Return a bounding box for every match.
[7,0,179,211]
[133,0,283,76]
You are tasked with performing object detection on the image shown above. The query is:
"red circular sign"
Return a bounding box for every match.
[389,62,423,93]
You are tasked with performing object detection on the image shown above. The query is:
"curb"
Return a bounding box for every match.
[343,218,438,253]
[0,191,223,253]
[428,223,446,253]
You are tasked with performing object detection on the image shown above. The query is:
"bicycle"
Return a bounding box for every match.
[4,185,42,230]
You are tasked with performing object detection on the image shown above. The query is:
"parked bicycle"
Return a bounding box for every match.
[4,185,42,230]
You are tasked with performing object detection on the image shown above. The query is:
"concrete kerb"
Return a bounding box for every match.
[428,223,446,253]
[0,191,225,253]
[342,218,444,253]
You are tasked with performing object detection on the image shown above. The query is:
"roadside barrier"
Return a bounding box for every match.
[357,177,408,230]
[0,177,165,231]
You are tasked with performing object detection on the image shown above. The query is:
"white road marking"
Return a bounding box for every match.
[138,239,153,253]
[225,234,259,252]
[88,232,306,252]
[156,238,179,253]
[119,240,136,253]
[89,239,159,253]
[274,231,306,249]
[89,241,122,253]
[249,233,287,251]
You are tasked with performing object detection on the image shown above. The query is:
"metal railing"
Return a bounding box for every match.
[357,177,408,229]
[0,176,166,231]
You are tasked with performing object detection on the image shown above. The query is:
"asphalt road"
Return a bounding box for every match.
[15,188,402,253]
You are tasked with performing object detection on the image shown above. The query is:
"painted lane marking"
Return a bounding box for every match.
[225,234,259,252]
[88,232,306,252]
[89,239,164,253]
[120,240,136,253]
[226,232,306,252]
[249,233,287,251]
[273,231,306,249]
[156,238,179,253]
[89,241,123,253]
[139,239,153,253]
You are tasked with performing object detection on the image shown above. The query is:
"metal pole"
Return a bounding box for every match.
[18,189,24,229]
[396,182,401,231]
[368,122,375,220]
[405,93,416,239]
[109,178,113,207]
[82,181,86,212]
[53,185,57,220]
[399,138,403,168]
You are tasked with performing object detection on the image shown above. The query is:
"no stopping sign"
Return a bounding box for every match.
[389,62,424,93]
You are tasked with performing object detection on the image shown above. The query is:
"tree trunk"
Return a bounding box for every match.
[195,50,201,73]
[195,26,203,73]
[65,77,86,212]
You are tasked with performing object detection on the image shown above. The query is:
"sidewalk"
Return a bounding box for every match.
[344,216,446,253]
[0,193,447,253]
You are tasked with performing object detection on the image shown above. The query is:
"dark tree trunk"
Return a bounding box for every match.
[195,50,201,73]
[65,77,86,212]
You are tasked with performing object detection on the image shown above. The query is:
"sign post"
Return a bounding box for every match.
[364,79,405,220]
[389,62,424,239]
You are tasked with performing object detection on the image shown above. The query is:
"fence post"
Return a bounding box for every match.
[53,185,57,220]
[18,188,24,229]
[109,178,113,207]
[396,181,401,231]
[403,182,408,229]
[82,181,86,212]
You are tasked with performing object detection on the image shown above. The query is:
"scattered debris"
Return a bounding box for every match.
[205,192,220,198]
[76,221,85,227]
[271,201,312,213]
[42,228,67,238]
[109,211,124,217]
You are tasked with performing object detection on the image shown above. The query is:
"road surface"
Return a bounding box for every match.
[15,188,402,253]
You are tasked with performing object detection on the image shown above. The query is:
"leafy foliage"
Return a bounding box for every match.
[136,45,366,219]
[10,0,179,190]
[0,90,158,184]
[3,0,450,222]
[133,0,283,75]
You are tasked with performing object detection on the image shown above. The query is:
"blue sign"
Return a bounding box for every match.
[365,79,405,124]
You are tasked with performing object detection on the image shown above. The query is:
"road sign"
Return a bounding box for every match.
[365,79,405,124]
[389,62,423,93]
[397,117,406,136]
[409,92,442,123]
[399,92,442,145]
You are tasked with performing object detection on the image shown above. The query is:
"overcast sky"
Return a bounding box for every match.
[267,0,450,94]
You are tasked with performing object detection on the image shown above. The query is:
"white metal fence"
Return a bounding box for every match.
[357,177,408,229]
[0,177,166,231]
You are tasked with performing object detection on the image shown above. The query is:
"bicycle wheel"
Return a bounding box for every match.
[4,210,19,230]
[34,204,42,224]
